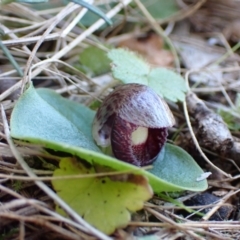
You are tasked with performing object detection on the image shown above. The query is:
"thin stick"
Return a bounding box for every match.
[0,213,81,240]
[2,33,61,47]
[0,165,149,181]
[0,184,95,235]
[22,3,81,90]
[61,0,93,37]
[134,0,180,71]
[183,70,231,178]
[145,207,205,240]
[129,221,240,229]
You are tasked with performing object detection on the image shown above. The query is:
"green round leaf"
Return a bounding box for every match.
[80,46,111,76]
[10,84,207,192]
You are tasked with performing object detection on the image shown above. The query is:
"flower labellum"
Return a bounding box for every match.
[92,83,175,166]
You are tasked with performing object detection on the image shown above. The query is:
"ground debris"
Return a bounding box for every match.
[182,0,240,34]
[186,91,234,153]
[184,192,234,221]
[0,80,20,101]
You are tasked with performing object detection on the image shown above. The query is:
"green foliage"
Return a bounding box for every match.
[108,49,150,84]
[148,68,186,102]
[80,46,111,76]
[217,93,240,131]
[140,0,178,19]
[0,32,23,76]
[12,180,23,192]
[89,100,102,110]
[107,48,187,102]
[80,2,116,29]
[158,193,204,217]
[0,228,19,240]
[53,157,153,234]
[218,109,240,131]
[70,0,112,26]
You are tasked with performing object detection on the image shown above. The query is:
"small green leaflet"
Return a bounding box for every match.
[108,48,187,102]
[79,46,111,76]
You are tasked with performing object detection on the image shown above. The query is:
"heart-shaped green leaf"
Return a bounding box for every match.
[10,84,207,192]
[107,48,187,102]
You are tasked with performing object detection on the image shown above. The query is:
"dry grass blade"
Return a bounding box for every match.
[29,0,133,80]
[0,183,98,239]
[134,0,180,71]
